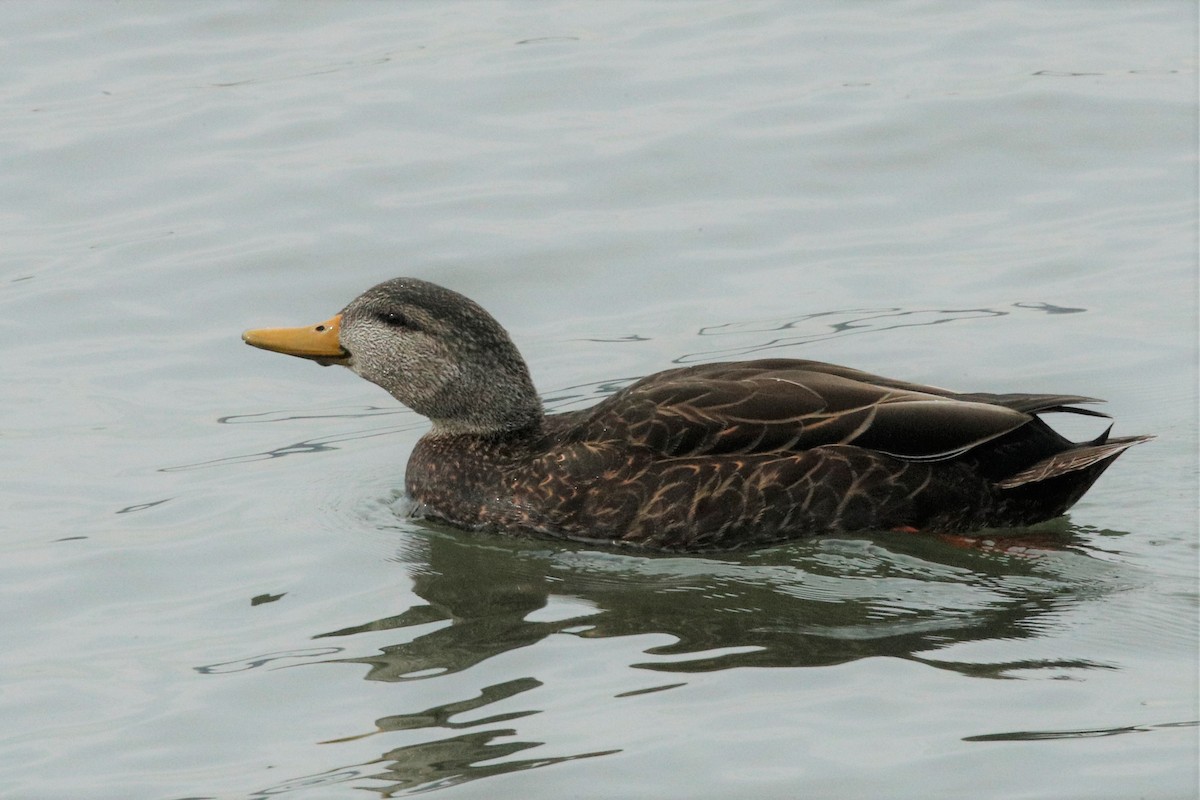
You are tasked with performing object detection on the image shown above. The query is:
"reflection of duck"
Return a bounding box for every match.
[292,520,1119,795]
[244,278,1149,550]
[317,524,1114,678]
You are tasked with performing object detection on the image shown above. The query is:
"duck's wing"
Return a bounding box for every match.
[573,358,1104,462]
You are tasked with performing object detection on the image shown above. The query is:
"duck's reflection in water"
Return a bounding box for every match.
[252,522,1124,797]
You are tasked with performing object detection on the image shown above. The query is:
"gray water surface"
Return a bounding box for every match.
[2,3,1196,798]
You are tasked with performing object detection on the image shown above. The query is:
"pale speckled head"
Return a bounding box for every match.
[340,278,543,434]
[244,277,543,435]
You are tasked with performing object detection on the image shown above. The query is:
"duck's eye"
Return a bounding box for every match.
[375,311,410,328]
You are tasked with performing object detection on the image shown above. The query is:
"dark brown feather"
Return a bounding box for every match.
[405,358,1150,550]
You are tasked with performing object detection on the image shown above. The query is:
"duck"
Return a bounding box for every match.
[242,277,1150,551]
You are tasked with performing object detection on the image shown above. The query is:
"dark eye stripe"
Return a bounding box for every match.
[376,311,408,327]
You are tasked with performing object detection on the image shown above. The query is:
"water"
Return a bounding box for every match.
[2,2,1196,798]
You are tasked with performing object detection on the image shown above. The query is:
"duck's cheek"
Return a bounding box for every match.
[345,354,401,394]
[346,356,381,384]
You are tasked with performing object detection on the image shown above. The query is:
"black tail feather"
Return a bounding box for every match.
[997,434,1151,489]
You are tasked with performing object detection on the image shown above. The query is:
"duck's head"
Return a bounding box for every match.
[243,277,543,436]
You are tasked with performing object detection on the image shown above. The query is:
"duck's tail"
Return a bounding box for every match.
[996,429,1152,490]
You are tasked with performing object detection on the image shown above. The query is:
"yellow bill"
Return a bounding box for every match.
[242,314,348,363]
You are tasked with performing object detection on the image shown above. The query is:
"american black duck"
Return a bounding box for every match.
[243,277,1149,551]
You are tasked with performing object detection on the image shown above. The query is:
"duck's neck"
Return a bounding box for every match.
[423,366,544,437]
[428,410,543,438]
[386,335,542,438]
